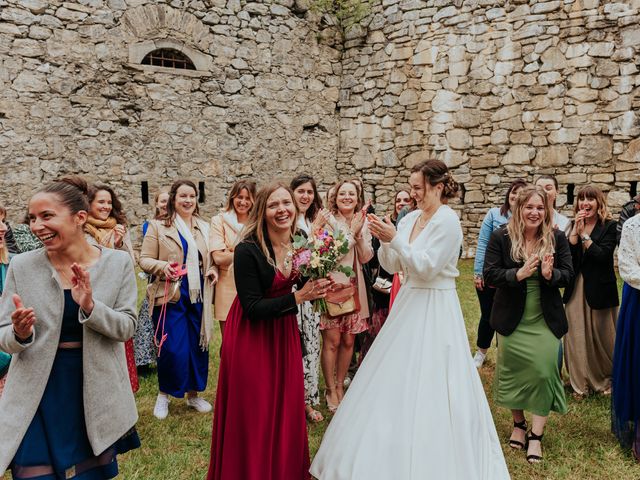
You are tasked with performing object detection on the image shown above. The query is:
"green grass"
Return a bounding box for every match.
[23,260,640,479]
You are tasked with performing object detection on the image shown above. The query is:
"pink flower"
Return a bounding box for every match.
[293,249,311,268]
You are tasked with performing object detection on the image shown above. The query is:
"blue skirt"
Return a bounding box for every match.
[11,348,140,480]
[612,283,640,457]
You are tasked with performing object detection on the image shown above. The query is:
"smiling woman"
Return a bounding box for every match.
[208,183,331,480]
[139,179,218,421]
[484,185,574,464]
[0,176,140,479]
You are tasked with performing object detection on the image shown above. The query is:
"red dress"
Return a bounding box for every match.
[208,270,310,480]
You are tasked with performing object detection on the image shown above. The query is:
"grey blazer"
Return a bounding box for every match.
[0,248,139,474]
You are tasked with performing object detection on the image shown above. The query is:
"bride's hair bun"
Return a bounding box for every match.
[410,159,459,200]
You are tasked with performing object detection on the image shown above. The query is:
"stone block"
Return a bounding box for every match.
[404,150,430,168]
[548,128,580,144]
[470,154,499,168]
[453,109,480,128]
[588,42,615,57]
[540,47,567,72]
[439,149,467,168]
[431,90,461,112]
[391,46,413,60]
[398,89,418,106]
[534,146,569,166]
[504,145,533,165]
[491,104,521,122]
[446,129,472,150]
[572,136,613,165]
[567,87,598,102]
[465,190,484,203]
[12,70,48,92]
[618,138,640,163]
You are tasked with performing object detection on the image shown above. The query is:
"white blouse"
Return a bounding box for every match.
[618,213,640,290]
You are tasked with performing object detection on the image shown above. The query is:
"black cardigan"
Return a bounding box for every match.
[483,227,574,339]
[233,236,301,322]
[562,219,619,309]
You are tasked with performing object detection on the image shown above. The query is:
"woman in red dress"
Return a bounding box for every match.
[207,183,331,480]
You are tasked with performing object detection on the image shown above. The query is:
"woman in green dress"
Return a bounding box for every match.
[484,185,574,464]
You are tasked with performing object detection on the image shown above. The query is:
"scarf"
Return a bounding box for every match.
[174,215,214,349]
[84,216,118,247]
[222,210,244,235]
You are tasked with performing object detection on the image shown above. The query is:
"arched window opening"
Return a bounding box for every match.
[141,49,196,70]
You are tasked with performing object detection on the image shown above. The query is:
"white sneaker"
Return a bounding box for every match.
[154,394,170,420]
[186,396,212,413]
[473,351,487,369]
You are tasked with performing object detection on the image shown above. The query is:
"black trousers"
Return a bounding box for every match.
[475,286,497,350]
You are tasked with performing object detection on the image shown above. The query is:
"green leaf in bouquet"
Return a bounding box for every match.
[337,265,355,277]
[292,234,308,249]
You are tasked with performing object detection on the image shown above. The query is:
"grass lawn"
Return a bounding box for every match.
[115,260,639,479]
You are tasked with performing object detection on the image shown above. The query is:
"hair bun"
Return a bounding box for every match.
[57,176,89,196]
[443,175,460,199]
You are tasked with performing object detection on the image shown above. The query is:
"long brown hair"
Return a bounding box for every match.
[239,183,298,267]
[224,179,257,213]
[500,178,528,217]
[507,185,555,262]
[391,189,415,221]
[573,185,611,223]
[164,180,201,227]
[290,173,323,221]
[88,183,128,226]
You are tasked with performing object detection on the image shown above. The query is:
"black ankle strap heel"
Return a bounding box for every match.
[526,430,544,463]
[509,419,528,450]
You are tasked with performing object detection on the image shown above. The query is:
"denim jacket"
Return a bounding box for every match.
[474,207,510,277]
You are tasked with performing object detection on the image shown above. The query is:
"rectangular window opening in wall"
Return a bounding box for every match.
[198,182,206,204]
[460,184,466,205]
[567,183,575,206]
[141,181,149,205]
[630,181,638,199]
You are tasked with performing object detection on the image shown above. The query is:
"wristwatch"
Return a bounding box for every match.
[581,233,590,242]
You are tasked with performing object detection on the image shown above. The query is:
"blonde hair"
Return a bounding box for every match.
[507,186,555,263]
[0,222,8,264]
[239,183,298,267]
[573,185,611,223]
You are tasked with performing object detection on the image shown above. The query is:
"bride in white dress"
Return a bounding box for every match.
[310,160,510,480]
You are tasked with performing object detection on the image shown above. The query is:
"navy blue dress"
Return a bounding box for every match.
[152,233,209,397]
[11,290,140,480]
[612,283,640,458]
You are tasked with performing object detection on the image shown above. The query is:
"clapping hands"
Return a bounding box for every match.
[11,294,35,342]
[367,214,396,243]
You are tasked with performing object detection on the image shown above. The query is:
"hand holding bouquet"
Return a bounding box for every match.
[292,228,354,313]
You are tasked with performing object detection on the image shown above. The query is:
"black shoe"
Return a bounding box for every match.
[525,430,544,463]
[509,419,527,450]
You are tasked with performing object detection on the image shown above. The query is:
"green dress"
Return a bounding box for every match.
[495,273,568,416]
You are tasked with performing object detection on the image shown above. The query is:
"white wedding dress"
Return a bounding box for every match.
[310,206,510,480]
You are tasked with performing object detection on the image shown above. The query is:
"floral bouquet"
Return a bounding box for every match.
[292,228,354,313]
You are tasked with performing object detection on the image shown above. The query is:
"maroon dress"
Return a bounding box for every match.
[208,270,310,480]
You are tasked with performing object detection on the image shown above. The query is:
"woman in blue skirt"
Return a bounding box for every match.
[139,179,217,420]
[0,176,140,479]
[612,212,640,461]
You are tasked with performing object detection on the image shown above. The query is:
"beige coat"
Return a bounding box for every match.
[138,219,216,345]
[209,212,243,322]
[0,248,138,473]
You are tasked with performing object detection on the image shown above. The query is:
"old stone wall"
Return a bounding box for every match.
[0,0,342,242]
[338,0,640,254]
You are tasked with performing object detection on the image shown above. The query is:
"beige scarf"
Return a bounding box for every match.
[84,216,118,247]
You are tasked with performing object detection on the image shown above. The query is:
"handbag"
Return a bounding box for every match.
[325,255,360,318]
[372,276,392,295]
[325,281,360,318]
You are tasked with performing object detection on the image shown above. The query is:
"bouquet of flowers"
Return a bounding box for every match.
[292,228,354,313]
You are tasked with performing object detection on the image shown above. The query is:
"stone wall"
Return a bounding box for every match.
[0,0,342,243]
[2,0,640,253]
[337,0,640,254]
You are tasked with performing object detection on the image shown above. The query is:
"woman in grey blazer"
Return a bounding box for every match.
[0,177,140,479]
